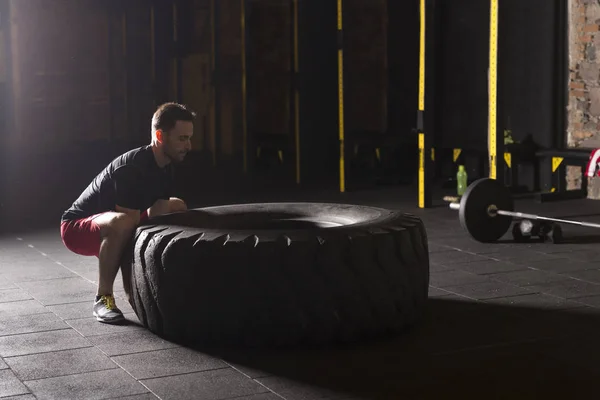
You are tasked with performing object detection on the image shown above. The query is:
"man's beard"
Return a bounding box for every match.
[164,147,187,163]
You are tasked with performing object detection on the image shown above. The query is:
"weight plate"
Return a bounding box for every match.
[458,178,514,242]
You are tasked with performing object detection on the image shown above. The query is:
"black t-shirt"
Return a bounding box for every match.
[62,145,174,222]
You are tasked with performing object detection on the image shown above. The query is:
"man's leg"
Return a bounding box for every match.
[61,212,136,323]
[92,212,136,297]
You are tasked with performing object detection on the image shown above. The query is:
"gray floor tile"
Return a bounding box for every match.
[0,278,15,290]
[0,328,91,357]
[0,288,33,303]
[0,370,30,398]
[561,269,600,284]
[113,347,227,380]
[142,368,269,400]
[525,258,600,273]
[429,263,452,272]
[430,250,491,265]
[527,279,600,299]
[0,357,7,369]
[46,301,95,320]
[571,294,600,308]
[231,394,282,400]
[105,394,160,400]
[427,244,454,253]
[0,251,52,266]
[452,259,528,275]
[428,286,452,297]
[429,270,490,288]
[17,277,97,306]
[226,361,273,380]
[25,368,149,400]
[487,250,562,263]
[87,329,179,356]
[443,280,537,300]
[488,269,569,286]
[48,299,134,320]
[0,312,69,336]
[429,239,503,254]
[483,293,586,310]
[566,249,600,262]
[0,263,78,282]
[0,300,49,318]
[256,376,351,400]
[0,395,37,400]
[5,347,118,381]
[66,315,144,337]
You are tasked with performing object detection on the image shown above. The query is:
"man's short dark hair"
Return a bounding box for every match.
[152,102,196,134]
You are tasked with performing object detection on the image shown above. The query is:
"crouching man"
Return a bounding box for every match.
[60,102,195,323]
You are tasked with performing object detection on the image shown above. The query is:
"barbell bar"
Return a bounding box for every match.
[449,178,600,243]
[449,201,600,229]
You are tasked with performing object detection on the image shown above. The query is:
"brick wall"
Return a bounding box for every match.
[568,0,600,195]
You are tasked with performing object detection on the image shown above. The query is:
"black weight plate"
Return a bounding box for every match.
[459,178,514,242]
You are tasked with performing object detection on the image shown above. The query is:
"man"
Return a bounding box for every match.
[60,102,195,324]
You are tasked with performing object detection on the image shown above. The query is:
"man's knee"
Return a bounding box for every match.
[97,212,137,238]
[168,197,187,213]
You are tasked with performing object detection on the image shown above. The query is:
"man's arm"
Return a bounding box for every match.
[147,199,171,218]
[113,166,142,225]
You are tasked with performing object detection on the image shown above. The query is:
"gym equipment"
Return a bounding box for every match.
[449,178,600,243]
[511,219,563,244]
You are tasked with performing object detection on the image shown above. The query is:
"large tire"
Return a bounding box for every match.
[122,202,430,348]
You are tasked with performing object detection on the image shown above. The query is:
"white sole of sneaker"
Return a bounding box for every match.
[93,312,125,324]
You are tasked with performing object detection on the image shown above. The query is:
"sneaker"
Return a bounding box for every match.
[93,294,125,323]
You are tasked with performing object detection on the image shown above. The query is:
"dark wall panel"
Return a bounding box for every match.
[499,0,562,149]
[387,0,419,139]
[297,0,339,185]
[434,0,564,155]
[436,0,489,151]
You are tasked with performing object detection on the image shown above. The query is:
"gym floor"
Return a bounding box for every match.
[2,187,600,399]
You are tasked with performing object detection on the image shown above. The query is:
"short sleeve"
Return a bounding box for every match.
[113,166,143,210]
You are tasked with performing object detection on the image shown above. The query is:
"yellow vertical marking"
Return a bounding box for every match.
[419,133,425,208]
[417,0,426,208]
[488,0,498,179]
[337,0,345,193]
[418,0,425,112]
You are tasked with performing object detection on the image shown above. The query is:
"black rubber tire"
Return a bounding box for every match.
[122,202,430,348]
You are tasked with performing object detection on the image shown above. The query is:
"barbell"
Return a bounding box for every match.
[449,178,600,243]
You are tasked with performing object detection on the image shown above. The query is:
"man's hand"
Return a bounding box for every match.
[168,197,188,213]
[148,197,187,218]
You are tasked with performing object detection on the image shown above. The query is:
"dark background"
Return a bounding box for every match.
[0,0,567,231]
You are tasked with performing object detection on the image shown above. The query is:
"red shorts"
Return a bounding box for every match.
[60,211,148,258]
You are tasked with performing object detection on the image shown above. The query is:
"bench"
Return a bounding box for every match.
[534,148,592,202]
